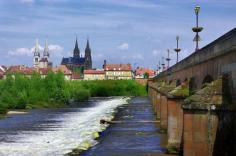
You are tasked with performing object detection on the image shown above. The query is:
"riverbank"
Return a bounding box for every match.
[69,97,172,156]
[0,72,147,116]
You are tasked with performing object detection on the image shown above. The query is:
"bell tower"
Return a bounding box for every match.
[73,37,80,58]
[33,38,40,68]
[84,38,92,69]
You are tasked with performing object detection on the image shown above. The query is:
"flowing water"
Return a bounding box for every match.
[80,97,169,156]
[0,97,129,156]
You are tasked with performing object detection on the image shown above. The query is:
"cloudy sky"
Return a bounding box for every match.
[0,0,235,69]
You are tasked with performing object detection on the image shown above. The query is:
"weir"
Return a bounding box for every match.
[148,28,236,156]
[79,97,172,156]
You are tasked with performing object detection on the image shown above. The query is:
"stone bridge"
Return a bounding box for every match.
[148,28,236,156]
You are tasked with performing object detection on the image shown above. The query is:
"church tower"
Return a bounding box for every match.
[33,38,40,68]
[73,37,80,58]
[84,39,92,69]
[43,39,49,60]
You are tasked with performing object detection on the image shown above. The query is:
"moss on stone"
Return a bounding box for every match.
[166,146,179,154]
[184,78,222,105]
[169,85,189,98]
[157,82,175,95]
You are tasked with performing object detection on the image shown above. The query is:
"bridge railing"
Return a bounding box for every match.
[156,28,236,79]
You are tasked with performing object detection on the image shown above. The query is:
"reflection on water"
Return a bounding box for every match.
[0,97,128,156]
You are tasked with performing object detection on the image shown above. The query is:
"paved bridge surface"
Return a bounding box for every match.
[80,97,173,156]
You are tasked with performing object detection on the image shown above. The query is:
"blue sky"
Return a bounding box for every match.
[0,0,236,69]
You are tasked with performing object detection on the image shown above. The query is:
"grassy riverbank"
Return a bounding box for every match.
[0,72,146,114]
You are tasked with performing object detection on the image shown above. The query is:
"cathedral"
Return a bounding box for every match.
[61,38,92,71]
[33,39,52,69]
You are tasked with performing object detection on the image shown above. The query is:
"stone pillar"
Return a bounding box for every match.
[160,94,168,132]
[153,91,157,113]
[167,98,184,154]
[183,110,218,156]
[156,92,161,119]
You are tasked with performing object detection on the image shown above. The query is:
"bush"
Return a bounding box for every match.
[73,88,90,102]
[0,73,147,112]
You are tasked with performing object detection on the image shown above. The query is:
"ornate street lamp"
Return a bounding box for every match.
[161,57,165,71]
[192,5,203,52]
[166,49,171,69]
[158,61,161,73]
[174,36,181,63]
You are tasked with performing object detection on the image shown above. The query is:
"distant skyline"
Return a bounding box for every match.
[0,0,236,69]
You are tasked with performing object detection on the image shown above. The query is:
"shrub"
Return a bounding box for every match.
[73,88,90,102]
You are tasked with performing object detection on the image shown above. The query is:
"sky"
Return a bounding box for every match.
[0,0,236,69]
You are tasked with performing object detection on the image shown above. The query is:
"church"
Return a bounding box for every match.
[33,39,52,69]
[61,38,92,72]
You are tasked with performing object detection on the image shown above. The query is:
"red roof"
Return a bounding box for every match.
[52,65,72,75]
[71,72,82,79]
[104,64,132,71]
[84,70,105,74]
[39,68,51,75]
[6,65,34,75]
[135,67,156,76]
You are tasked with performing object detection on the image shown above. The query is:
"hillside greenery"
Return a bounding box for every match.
[0,72,146,114]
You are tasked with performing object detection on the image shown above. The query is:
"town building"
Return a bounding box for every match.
[5,65,34,78]
[0,65,7,79]
[84,69,105,80]
[33,39,52,69]
[61,38,92,72]
[52,65,72,80]
[71,72,82,80]
[135,67,156,79]
[5,65,72,80]
[103,61,133,80]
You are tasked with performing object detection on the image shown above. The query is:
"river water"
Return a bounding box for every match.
[0,97,129,156]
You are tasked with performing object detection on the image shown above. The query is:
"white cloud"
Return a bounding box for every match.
[8,48,32,57]
[49,44,63,53]
[8,44,64,57]
[91,0,159,9]
[152,49,160,56]
[20,0,35,5]
[117,43,129,50]
[132,53,143,60]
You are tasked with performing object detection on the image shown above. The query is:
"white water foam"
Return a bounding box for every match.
[0,97,129,156]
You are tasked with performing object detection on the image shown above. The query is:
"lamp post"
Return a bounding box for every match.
[192,5,203,52]
[161,57,165,71]
[158,61,161,74]
[174,36,181,63]
[166,49,171,69]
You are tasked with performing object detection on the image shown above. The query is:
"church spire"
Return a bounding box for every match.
[73,36,80,58]
[85,38,90,51]
[34,38,40,57]
[33,38,40,68]
[85,38,92,69]
[43,39,49,59]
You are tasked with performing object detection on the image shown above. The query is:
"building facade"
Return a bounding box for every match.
[84,69,105,80]
[61,38,92,72]
[104,63,133,80]
[135,67,156,79]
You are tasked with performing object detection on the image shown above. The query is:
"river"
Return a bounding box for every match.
[0,97,169,156]
[0,97,128,156]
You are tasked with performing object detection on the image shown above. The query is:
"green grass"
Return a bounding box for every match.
[0,73,147,114]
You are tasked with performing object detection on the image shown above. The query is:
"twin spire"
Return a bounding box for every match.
[34,38,49,58]
[73,37,91,58]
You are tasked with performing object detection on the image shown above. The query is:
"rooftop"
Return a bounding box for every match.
[104,64,132,71]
